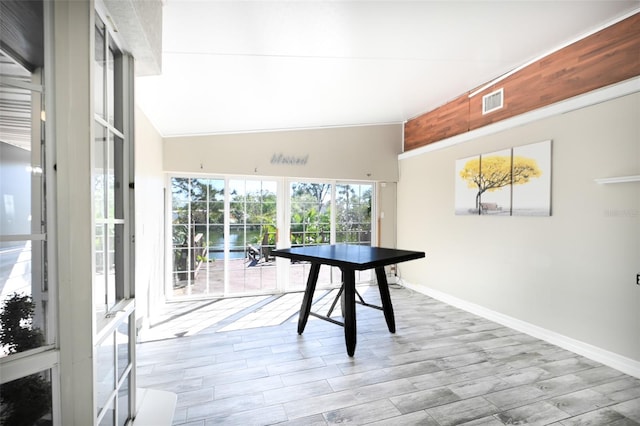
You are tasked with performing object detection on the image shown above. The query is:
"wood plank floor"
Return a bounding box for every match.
[136,285,640,426]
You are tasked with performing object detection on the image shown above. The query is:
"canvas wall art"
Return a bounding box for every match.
[455,140,551,216]
[455,154,480,215]
[512,140,552,216]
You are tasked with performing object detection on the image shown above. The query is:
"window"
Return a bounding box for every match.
[0,369,53,424]
[0,52,50,357]
[0,2,57,424]
[169,177,278,297]
[93,13,135,425]
[94,15,126,322]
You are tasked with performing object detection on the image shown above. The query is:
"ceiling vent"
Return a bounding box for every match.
[482,88,504,114]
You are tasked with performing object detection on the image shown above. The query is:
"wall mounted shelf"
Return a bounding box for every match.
[594,175,640,184]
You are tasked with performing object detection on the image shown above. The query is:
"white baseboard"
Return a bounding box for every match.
[133,388,177,426]
[400,281,640,379]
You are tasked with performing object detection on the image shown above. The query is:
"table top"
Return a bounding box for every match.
[271,244,425,270]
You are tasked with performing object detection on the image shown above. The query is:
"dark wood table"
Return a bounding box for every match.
[271,244,425,356]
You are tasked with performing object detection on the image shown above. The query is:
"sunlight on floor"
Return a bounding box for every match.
[139,295,270,342]
[218,292,305,332]
[138,286,377,342]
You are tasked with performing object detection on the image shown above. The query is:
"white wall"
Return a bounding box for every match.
[134,106,165,328]
[377,182,397,248]
[164,124,402,182]
[397,92,640,369]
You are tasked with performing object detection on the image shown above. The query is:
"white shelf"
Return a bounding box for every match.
[594,175,640,184]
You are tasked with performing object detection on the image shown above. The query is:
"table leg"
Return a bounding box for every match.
[343,269,357,356]
[375,267,396,333]
[297,262,321,334]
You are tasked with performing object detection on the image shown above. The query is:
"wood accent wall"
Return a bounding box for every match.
[404,12,640,152]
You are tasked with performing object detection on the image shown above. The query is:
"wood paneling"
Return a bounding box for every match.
[404,93,469,151]
[404,13,640,151]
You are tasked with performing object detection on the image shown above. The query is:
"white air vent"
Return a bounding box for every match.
[482,88,504,114]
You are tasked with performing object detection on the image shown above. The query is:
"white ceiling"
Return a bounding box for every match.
[135,1,639,137]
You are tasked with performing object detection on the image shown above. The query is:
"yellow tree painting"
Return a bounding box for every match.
[511,140,552,216]
[455,140,551,216]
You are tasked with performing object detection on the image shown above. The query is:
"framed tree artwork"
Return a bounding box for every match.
[512,140,552,216]
[455,154,481,215]
[455,140,552,216]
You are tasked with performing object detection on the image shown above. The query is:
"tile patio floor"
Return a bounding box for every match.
[136,284,640,425]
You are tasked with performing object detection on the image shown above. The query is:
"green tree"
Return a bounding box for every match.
[291,183,331,214]
[459,155,541,211]
[290,184,331,245]
[336,184,371,243]
[0,294,51,426]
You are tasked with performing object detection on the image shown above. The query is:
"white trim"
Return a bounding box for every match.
[594,175,640,184]
[0,349,59,384]
[400,77,640,160]
[0,233,46,242]
[400,281,640,379]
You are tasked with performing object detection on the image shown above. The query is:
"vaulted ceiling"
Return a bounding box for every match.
[135,1,639,138]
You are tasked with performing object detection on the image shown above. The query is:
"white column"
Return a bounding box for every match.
[54,0,96,424]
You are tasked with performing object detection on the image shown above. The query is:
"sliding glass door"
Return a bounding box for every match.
[287,181,374,291]
[168,177,373,298]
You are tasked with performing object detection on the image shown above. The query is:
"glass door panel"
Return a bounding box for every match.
[227,179,277,295]
[289,182,334,290]
[336,183,374,283]
[170,177,225,297]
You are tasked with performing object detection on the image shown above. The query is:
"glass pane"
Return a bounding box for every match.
[107,45,115,125]
[336,184,373,283]
[113,134,124,220]
[0,243,50,357]
[99,398,115,426]
[94,17,105,119]
[117,374,131,426]
[94,122,107,220]
[0,369,52,425]
[171,178,225,297]
[290,182,331,246]
[289,182,333,290]
[116,314,130,381]
[336,184,372,245]
[106,223,117,308]
[97,332,116,417]
[228,180,277,295]
[107,132,115,219]
[95,223,107,316]
[0,53,50,357]
[0,130,32,237]
[171,177,190,210]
